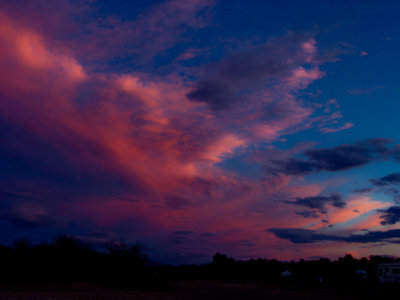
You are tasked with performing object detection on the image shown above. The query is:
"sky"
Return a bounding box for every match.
[0,0,400,264]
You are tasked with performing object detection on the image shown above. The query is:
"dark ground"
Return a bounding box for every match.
[0,280,399,300]
[2,238,399,299]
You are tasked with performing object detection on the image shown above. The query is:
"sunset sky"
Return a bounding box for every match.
[1,0,400,264]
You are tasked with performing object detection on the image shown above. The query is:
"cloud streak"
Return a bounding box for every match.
[269,227,400,244]
[268,138,396,176]
[286,193,345,214]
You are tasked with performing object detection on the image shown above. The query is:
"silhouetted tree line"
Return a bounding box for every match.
[0,235,399,290]
[162,253,400,287]
[0,235,164,290]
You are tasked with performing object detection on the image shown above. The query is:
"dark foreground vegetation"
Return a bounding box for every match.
[1,235,400,299]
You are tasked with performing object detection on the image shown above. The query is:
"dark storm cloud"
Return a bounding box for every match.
[370,173,400,187]
[287,193,345,214]
[379,206,400,225]
[269,138,393,176]
[269,227,400,244]
[187,33,315,110]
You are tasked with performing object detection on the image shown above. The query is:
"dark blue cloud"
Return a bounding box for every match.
[379,206,400,225]
[287,193,344,214]
[269,158,315,176]
[269,138,394,176]
[352,188,373,194]
[269,227,400,244]
[370,173,400,186]
[369,173,400,202]
[378,173,400,183]
[294,210,321,219]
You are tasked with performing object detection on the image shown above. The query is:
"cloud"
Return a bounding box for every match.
[269,138,394,176]
[379,206,400,225]
[370,173,400,186]
[269,227,400,244]
[287,193,345,214]
[305,139,390,171]
[369,173,400,203]
[187,33,321,111]
[352,188,373,194]
[294,210,320,219]
[319,122,354,133]
[379,173,400,184]
[268,158,315,175]
[0,10,293,258]
[1,1,395,263]
[326,195,389,227]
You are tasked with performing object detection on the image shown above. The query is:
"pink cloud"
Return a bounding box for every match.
[0,7,368,262]
[320,122,354,133]
[325,195,390,227]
